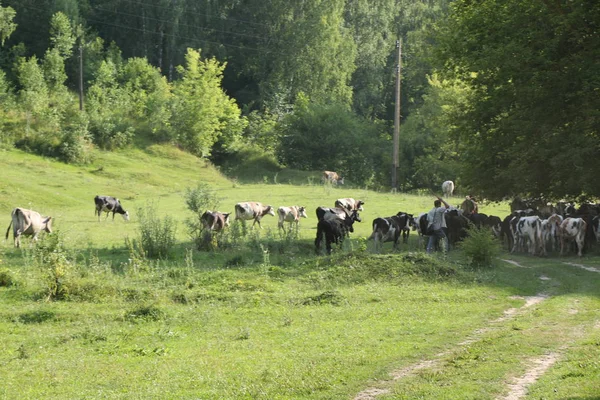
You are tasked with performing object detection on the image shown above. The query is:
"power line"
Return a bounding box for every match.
[91,4,270,41]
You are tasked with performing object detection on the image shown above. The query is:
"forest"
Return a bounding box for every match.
[0,0,598,200]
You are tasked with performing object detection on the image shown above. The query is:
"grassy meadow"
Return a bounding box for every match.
[0,146,598,399]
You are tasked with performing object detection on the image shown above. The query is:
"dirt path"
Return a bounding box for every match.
[353,291,550,400]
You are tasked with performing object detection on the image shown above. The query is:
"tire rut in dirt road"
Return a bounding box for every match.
[353,292,550,400]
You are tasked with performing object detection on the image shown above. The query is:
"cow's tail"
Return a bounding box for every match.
[5,220,12,240]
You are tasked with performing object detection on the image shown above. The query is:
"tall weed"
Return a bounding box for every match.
[136,202,177,259]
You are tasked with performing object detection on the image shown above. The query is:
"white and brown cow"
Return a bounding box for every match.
[322,170,344,185]
[512,216,545,256]
[560,217,587,257]
[234,202,275,229]
[541,214,563,253]
[277,206,308,232]
[441,180,454,198]
[334,198,364,212]
[5,208,53,248]
[201,211,231,232]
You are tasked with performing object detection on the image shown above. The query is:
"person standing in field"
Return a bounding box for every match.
[426,196,450,254]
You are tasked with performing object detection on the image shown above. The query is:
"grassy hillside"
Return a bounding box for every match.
[0,146,598,400]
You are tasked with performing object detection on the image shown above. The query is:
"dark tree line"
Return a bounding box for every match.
[0,0,598,199]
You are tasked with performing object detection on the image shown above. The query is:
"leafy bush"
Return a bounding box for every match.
[458,227,501,268]
[136,202,177,259]
[0,268,16,287]
[58,114,94,164]
[184,183,222,250]
[34,231,73,301]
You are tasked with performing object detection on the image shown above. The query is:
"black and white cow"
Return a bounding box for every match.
[315,206,362,223]
[369,212,413,249]
[512,216,545,256]
[234,202,275,229]
[560,217,587,257]
[201,211,231,232]
[94,195,129,221]
[5,208,53,248]
[315,214,357,255]
[541,214,562,253]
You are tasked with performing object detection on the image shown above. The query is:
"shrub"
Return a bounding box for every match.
[0,269,16,287]
[34,231,73,301]
[458,227,501,268]
[184,183,221,250]
[136,202,177,259]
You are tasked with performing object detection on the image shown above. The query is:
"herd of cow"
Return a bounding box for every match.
[4,184,600,258]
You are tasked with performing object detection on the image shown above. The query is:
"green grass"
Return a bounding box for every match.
[0,145,598,399]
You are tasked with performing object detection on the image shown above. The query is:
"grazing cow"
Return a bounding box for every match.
[560,217,587,256]
[5,208,53,248]
[486,215,503,238]
[94,195,129,221]
[512,216,545,256]
[369,212,413,249]
[322,170,344,185]
[315,215,357,255]
[200,211,231,232]
[234,202,275,229]
[444,209,470,247]
[277,206,308,231]
[334,198,364,212]
[441,180,454,198]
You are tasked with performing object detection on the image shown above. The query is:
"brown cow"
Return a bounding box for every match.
[5,208,53,247]
[334,198,364,212]
[322,171,344,185]
[277,206,308,231]
[234,202,275,229]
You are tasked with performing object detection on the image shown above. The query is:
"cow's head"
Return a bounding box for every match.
[357,200,365,211]
[298,207,308,219]
[43,216,53,234]
[266,206,276,216]
[122,211,130,221]
[350,210,361,223]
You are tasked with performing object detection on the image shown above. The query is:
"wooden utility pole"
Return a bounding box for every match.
[78,45,84,111]
[392,39,402,191]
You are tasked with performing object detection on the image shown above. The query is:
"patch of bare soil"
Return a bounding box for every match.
[353,294,550,400]
[563,262,600,273]
[501,259,528,268]
[499,352,560,400]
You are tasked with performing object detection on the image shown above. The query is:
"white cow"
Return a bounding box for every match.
[334,198,364,211]
[560,217,587,257]
[441,180,455,198]
[5,208,53,248]
[234,202,275,229]
[277,206,308,231]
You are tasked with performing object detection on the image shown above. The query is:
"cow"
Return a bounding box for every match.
[593,216,600,243]
[5,208,53,248]
[486,215,503,238]
[560,217,587,257]
[277,206,308,232]
[94,195,129,221]
[541,214,563,253]
[441,180,454,198]
[316,206,362,223]
[369,212,413,249]
[322,170,344,185]
[234,202,275,229]
[334,198,364,212]
[512,216,545,256]
[444,209,470,247]
[315,215,357,255]
[200,211,231,232]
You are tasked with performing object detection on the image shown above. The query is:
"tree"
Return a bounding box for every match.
[171,48,244,157]
[435,0,600,200]
[49,11,75,58]
[16,55,49,123]
[0,1,16,46]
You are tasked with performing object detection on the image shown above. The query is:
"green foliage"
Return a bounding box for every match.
[16,55,48,119]
[435,0,600,200]
[278,98,386,186]
[34,231,73,301]
[171,48,245,157]
[42,47,67,92]
[58,113,93,164]
[136,202,178,259]
[49,12,75,58]
[457,227,501,268]
[0,2,16,46]
[184,183,222,250]
[0,268,16,287]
